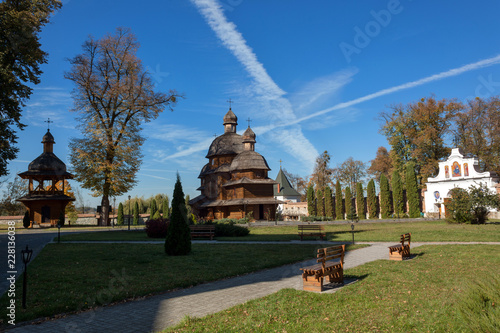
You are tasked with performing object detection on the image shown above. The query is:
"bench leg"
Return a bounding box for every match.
[328,270,343,285]
[302,275,323,292]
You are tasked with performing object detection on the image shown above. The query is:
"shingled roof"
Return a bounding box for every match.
[273,168,301,197]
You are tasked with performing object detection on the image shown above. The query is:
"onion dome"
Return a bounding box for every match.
[242,126,256,143]
[206,132,243,158]
[223,109,238,125]
[229,150,270,171]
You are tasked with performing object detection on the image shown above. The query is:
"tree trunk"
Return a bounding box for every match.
[101,195,110,226]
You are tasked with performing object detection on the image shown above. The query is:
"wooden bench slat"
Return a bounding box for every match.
[300,245,345,292]
[298,225,326,241]
[388,233,411,261]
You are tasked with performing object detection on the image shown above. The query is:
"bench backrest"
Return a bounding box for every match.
[317,245,345,270]
[400,233,411,247]
[189,225,215,231]
[298,225,324,231]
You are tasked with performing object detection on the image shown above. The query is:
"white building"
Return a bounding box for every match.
[424,148,500,218]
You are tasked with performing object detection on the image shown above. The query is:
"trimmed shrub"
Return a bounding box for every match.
[406,162,421,218]
[57,210,65,227]
[356,182,365,219]
[307,185,316,216]
[165,173,192,255]
[213,222,249,237]
[335,180,343,220]
[133,201,139,225]
[324,186,334,218]
[367,179,378,219]
[145,218,169,238]
[380,173,392,218]
[117,203,124,225]
[23,211,30,228]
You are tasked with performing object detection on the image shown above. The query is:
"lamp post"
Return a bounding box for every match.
[21,245,33,309]
[113,197,116,228]
[128,195,131,231]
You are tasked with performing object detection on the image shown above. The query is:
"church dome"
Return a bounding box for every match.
[206,132,243,158]
[242,126,256,143]
[229,150,270,171]
[42,130,55,144]
[223,109,238,125]
[28,153,68,175]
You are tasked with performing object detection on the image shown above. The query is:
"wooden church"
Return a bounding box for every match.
[17,129,74,226]
[189,108,281,220]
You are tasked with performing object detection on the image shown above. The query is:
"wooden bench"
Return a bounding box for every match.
[298,224,325,241]
[189,225,215,240]
[388,233,411,261]
[300,245,345,292]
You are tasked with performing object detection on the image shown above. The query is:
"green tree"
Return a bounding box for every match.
[133,201,139,225]
[344,186,352,220]
[391,170,404,217]
[335,180,343,220]
[57,210,65,227]
[165,173,191,255]
[324,186,333,219]
[0,0,62,176]
[316,188,325,217]
[367,179,378,219]
[306,184,316,216]
[446,184,500,224]
[380,173,392,218]
[406,162,421,218]
[150,198,157,218]
[356,182,365,219]
[66,28,179,226]
[310,151,334,189]
[162,197,170,218]
[0,176,28,216]
[117,202,124,225]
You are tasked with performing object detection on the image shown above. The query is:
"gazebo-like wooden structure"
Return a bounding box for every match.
[17,129,74,227]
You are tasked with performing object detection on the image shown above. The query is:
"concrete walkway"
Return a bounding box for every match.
[7,241,500,333]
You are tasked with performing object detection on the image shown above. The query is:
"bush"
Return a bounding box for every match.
[213,222,249,237]
[300,215,331,222]
[145,218,169,238]
[23,211,30,228]
[446,184,500,224]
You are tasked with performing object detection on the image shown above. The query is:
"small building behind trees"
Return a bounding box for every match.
[17,129,75,227]
[424,148,500,218]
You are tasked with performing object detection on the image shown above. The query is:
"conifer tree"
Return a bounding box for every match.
[150,198,157,218]
[165,173,191,255]
[380,173,392,218]
[117,202,124,225]
[345,186,352,219]
[356,182,365,219]
[367,179,378,219]
[406,162,421,218]
[324,186,333,219]
[133,201,139,225]
[307,184,316,216]
[335,180,343,220]
[23,210,30,228]
[391,170,404,217]
[162,197,170,218]
[316,188,325,217]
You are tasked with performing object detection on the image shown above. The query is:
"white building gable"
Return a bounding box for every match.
[424,148,500,217]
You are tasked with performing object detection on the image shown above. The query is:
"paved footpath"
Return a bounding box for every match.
[7,241,499,333]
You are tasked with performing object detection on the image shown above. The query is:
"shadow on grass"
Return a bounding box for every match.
[322,274,369,292]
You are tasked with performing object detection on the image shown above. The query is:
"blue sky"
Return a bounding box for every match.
[4,0,500,208]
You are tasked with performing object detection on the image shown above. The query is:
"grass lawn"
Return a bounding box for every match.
[58,220,500,242]
[0,243,364,325]
[166,245,500,332]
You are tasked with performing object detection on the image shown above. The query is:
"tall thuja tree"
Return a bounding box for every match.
[117,202,124,225]
[391,170,404,217]
[150,198,157,218]
[133,201,139,225]
[406,162,421,218]
[162,197,170,218]
[344,186,352,219]
[380,173,392,218]
[316,188,325,217]
[306,184,316,216]
[324,186,333,219]
[356,182,365,219]
[367,179,378,219]
[335,180,343,220]
[165,173,191,255]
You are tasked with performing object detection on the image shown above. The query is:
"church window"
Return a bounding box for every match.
[464,163,469,176]
[445,166,449,178]
[452,162,461,177]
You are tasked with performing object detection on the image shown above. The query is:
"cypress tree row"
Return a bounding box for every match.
[406,162,421,218]
[324,186,334,219]
[344,186,352,220]
[391,170,404,217]
[335,180,343,220]
[316,188,325,217]
[117,202,124,225]
[307,184,316,216]
[367,179,378,219]
[356,182,365,219]
[133,201,139,225]
[165,173,192,255]
[380,173,392,218]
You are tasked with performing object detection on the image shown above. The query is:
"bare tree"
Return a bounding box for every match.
[334,157,366,194]
[65,28,180,225]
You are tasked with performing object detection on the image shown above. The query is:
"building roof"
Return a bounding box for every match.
[273,168,301,197]
[223,109,238,125]
[206,132,243,158]
[229,150,270,171]
[200,197,283,208]
[222,177,276,187]
[242,126,256,143]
